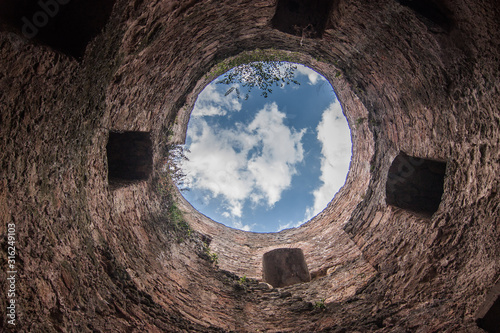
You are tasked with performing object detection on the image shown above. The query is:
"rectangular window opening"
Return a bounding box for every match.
[262,248,311,288]
[476,281,500,333]
[386,152,447,216]
[0,0,116,59]
[107,131,153,189]
[271,0,336,39]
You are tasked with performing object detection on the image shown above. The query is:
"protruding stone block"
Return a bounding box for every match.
[262,248,310,288]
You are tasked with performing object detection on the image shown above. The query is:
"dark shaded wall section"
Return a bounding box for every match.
[271,0,336,38]
[0,0,116,58]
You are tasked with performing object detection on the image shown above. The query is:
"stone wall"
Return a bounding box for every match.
[0,0,498,332]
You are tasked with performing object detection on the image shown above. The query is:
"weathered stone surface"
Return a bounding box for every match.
[0,0,499,332]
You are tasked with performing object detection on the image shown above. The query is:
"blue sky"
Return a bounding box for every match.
[180,63,351,233]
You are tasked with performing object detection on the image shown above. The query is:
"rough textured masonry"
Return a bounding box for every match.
[0,0,499,332]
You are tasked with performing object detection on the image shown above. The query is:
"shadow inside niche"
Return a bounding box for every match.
[475,281,500,333]
[396,0,453,32]
[271,0,336,38]
[0,0,116,59]
[107,131,153,189]
[262,248,311,288]
[386,152,447,216]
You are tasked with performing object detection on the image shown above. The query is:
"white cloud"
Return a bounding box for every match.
[277,220,304,231]
[295,65,325,85]
[182,119,253,216]
[191,83,242,117]
[182,102,305,220]
[247,103,306,206]
[232,220,253,232]
[305,101,351,220]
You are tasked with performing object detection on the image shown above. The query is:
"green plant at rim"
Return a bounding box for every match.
[356,117,366,128]
[153,127,193,242]
[203,241,219,265]
[168,202,192,238]
[239,275,248,285]
[314,298,326,309]
[209,49,302,100]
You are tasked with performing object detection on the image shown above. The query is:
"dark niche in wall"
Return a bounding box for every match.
[386,152,447,216]
[270,0,336,39]
[475,281,500,333]
[0,0,116,59]
[107,131,153,188]
[262,248,311,288]
[396,0,453,32]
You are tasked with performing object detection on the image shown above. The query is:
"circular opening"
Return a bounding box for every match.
[178,62,352,232]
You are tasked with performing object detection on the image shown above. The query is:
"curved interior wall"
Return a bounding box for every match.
[0,0,499,332]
